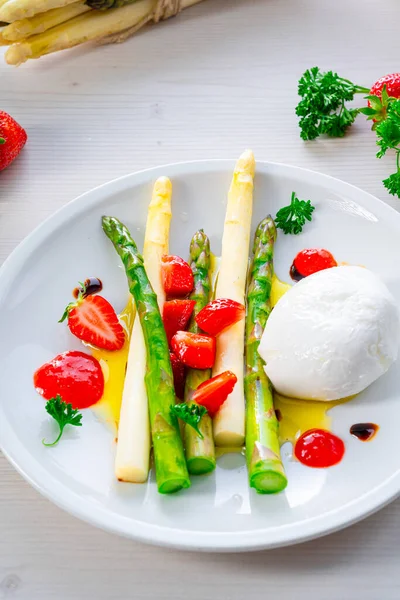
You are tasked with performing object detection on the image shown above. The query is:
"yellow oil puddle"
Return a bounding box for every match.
[90,298,135,429]
[274,394,349,445]
[270,273,291,308]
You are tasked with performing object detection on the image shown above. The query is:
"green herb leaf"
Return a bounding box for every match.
[383,171,400,197]
[296,67,369,140]
[275,192,315,235]
[170,403,207,438]
[42,395,83,446]
[375,99,400,198]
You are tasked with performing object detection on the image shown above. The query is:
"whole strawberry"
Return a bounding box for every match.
[366,73,400,125]
[0,111,27,171]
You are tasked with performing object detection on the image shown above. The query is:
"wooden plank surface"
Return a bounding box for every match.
[1,0,400,597]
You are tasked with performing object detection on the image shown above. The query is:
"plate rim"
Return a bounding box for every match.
[1,158,400,552]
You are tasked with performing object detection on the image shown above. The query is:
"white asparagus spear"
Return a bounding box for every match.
[5,0,154,64]
[0,0,80,22]
[115,176,172,483]
[2,1,90,41]
[212,150,255,447]
[5,0,207,66]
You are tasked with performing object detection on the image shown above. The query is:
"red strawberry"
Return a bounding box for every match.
[161,255,194,297]
[192,370,237,418]
[0,111,27,171]
[170,352,185,399]
[163,299,195,346]
[367,73,400,124]
[34,351,104,409]
[370,73,400,101]
[291,248,337,280]
[171,331,216,369]
[60,290,125,351]
[195,298,245,336]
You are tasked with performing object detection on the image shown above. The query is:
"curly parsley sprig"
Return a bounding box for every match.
[170,403,207,438]
[375,99,400,197]
[296,67,369,140]
[42,395,83,446]
[275,192,315,235]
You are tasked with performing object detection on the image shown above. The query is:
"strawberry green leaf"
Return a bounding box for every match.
[58,301,77,323]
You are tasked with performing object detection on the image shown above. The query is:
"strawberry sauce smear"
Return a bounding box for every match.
[294,428,345,468]
[290,248,337,281]
[34,350,104,409]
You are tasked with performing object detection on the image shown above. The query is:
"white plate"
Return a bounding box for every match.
[1,159,400,552]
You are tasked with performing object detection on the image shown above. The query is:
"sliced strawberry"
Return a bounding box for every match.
[171,331,216,369]
[33,351,104,409]
[170,352,185,400]
[192,370,237,418]
[161,255,194,297]
[195,298,245,336]
[163,299,196,346]
[60,294,125,351]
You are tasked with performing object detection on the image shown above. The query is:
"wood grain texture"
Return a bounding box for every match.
[1,0,400,597]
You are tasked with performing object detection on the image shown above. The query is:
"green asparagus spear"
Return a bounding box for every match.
[102,216,190,494]
[184,229,216,475]
[245,216,287,494]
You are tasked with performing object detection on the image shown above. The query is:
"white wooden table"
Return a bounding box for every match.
[1,0,400,597]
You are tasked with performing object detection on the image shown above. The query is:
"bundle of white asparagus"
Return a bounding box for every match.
[0,0,206,65]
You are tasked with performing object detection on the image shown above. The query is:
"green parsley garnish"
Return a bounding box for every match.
[42,395,83,447]
[275,192,315,235]
[375,99,400,198]
[170,403,207,438]
[296,67,369,140]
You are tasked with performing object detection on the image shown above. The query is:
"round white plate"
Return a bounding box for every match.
[1,159,400,552]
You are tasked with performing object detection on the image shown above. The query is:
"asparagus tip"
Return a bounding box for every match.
[5,42,30,65]
[236,149,256,177]
[101,215,115,232]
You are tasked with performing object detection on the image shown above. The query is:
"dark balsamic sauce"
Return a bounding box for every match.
[73,277,103,299]
[350,422,379,442]
[289,263,305,282]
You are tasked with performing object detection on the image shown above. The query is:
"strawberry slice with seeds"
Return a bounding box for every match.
[163,299,196,346]
[60,286,125,351]
[195,298,245,336]
[171,331,216,369]
[192,370,237,418]
[161,255,194,296]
